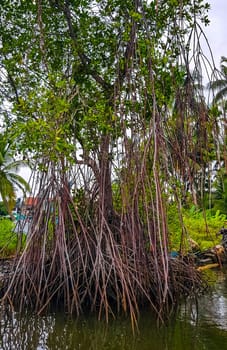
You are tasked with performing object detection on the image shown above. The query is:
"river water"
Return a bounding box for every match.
[1,268,227,350]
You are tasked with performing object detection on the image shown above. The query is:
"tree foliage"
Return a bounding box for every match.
[0,0,218,322]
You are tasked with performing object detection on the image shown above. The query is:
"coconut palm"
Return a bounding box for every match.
[208,57,227,174]
[209,56,227,103]
[0,134,30,214]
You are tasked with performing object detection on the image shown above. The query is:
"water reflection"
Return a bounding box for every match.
[1,269,227,349]
[181,268,227,331]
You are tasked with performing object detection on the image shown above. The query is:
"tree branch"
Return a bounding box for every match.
[61,1,112,91]
[76,154,100,182]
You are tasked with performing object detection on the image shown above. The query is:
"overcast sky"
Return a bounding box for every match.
[205,0,226,67]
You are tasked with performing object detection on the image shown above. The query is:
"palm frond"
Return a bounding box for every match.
[208,79,227,91]
[8,172,30,193]
[213,87,227,103]
[0,174,16,213]
[0,134,30,213]
[3,159,30,173]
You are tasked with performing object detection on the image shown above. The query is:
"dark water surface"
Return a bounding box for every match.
[1,269,227,350]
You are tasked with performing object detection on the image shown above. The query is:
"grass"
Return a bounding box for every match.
[0,217,26,257]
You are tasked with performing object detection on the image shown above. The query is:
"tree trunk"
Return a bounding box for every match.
[98,134,114,229]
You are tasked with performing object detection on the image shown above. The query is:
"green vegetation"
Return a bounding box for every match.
[0,0,226,323]
[0,205,225,259]
[0,134,30,214]
[0,218,26,257]
[168,206,226,252]
[0,202,8,217]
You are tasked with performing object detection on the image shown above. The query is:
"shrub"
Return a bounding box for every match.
[168,205,226,252]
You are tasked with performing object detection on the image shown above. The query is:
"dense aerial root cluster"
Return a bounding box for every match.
[1,180,204,327]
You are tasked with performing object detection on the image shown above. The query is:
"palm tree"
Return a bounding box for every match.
[209,56,227,103]
[0,134,30,214]
[208,57,227,174]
